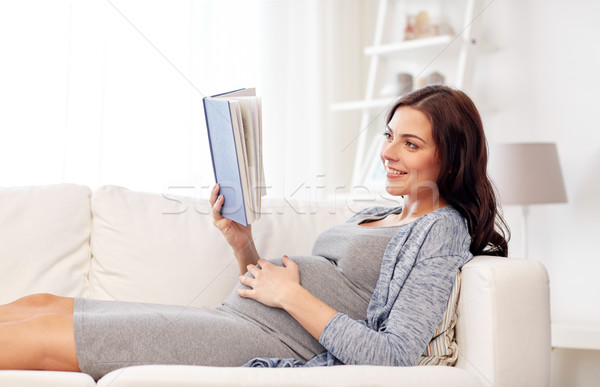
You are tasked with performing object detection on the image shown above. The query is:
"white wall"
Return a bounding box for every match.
[476,0,600,322]
[473,0,600,385]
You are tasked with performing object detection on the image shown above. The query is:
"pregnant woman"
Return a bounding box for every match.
[0,85,509,380]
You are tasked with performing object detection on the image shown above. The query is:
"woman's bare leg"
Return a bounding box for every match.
[0,293,80,372]
[0,313,80,372]
[0,293,74,323]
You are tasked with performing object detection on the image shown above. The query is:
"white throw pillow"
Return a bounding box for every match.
[0,184,92,304]
[89,185,238,307]
[88,186,358,307]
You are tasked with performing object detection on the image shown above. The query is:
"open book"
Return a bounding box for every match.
[202,88,266,226]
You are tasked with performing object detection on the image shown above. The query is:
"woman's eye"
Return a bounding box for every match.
[382,131,392,140]
[406,141,418,149]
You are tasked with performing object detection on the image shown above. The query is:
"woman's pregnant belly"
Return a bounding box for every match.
[219,255,372,361]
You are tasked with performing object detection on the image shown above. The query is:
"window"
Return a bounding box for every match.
[0,0,364,200]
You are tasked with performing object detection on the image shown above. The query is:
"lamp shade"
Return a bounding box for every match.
[488,143,567,205]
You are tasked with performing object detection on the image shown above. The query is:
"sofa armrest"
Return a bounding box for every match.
[455,256,551,387]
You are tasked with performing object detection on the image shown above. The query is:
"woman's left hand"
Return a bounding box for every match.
[237,256,300,308]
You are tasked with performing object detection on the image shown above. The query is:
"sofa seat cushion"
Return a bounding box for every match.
[97,364,482,387]
[0,184,92,303]
[0,370,96,387]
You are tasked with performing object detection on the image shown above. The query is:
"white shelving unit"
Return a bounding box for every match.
[331,0,482,189]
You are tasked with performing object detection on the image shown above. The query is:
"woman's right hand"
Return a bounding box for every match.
[209,184,254,255]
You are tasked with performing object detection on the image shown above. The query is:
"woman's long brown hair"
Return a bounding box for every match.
[386,85,510,256]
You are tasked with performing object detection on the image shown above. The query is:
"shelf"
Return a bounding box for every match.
[364,35,455,57]
[552,322,600,351]
[330,98,395,112]
[330,35,464,114]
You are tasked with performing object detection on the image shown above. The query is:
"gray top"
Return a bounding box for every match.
[244,205,473,367]
[222,211,403,361]
[311,213,405,298]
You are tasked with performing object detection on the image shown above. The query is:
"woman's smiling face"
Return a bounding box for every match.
[380,106,442,200]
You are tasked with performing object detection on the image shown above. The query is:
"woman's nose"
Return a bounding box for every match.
[381,141,399,161]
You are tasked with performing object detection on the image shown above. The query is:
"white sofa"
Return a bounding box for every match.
[0,184,551,387]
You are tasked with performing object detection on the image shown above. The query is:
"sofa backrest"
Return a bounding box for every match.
[0,184,92,304]
[0,183,365,306]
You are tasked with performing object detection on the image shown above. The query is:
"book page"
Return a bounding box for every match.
[229,100,254,222]
[233,97,262,217]
[236,98,257,171]
[256,97,266,197]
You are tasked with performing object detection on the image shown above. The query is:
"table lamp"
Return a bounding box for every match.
[487,143,567,258]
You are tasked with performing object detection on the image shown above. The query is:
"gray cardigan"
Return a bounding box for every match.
[245,205,473,367]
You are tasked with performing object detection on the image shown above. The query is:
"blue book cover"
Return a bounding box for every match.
[203,89,257,226]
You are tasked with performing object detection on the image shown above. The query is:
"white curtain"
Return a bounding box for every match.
[0,0,366,200]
